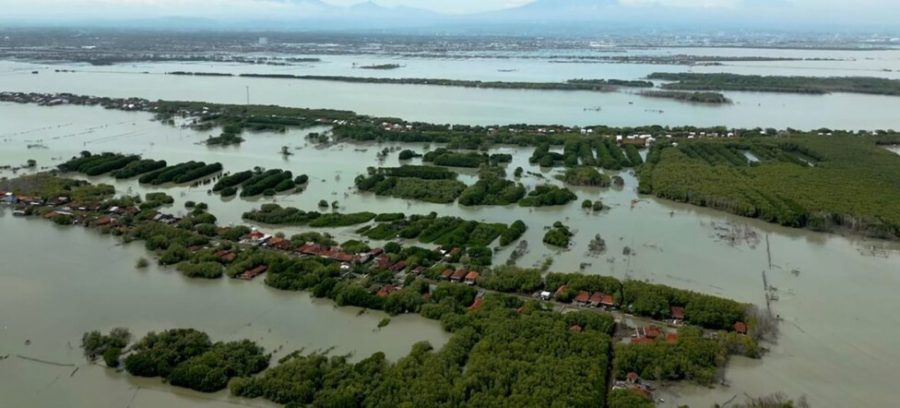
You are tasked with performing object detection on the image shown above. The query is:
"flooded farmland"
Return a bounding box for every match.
[3,35,900,407]
[2,99,900,406]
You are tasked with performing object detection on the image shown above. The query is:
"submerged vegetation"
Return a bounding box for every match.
[519,185,578,207]
[355,166,467,204]
[10,170,765,407]
[648,72,900,96]
[639,136,900,239]
[638,90,731,104]
[123,329,269,393]
[543,221,574,248]
[239,73,652,92]
[58,151,222,185]
[361,212,515,248]
[560,166,612,187]
[229,295,614,407]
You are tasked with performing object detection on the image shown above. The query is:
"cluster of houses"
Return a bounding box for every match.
[439,268,480,285]
[547,287,618,309]
[0,91,154,111]
[630,325,679,346]
[613,372,654,401]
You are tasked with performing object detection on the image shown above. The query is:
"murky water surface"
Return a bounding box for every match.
[2,49,900,406]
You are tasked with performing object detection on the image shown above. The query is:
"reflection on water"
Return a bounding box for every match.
[1,87,900,407]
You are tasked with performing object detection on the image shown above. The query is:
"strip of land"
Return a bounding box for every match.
[4,91,899,240]
[648,72,900,96]
[167,71,655,91]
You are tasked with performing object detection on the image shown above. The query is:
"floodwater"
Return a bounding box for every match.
[0,209,449,407]
[2,102,900,406]
[3,47,900,129]
[5,43,900,406]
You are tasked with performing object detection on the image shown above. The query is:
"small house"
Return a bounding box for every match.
[239,264,268,280]
[734,321,748,334]
[642,325,662,339]
[450,269,468,282]
[574,291,591,305]
[553,285,568,298]
[599,294,615,308]
[464,271,480,285]
[626,372,639,384]
[440,269,454,280]
[670,306,685,322]
[589,292,605,307]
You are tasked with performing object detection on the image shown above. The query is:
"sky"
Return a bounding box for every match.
[3,0,900,27]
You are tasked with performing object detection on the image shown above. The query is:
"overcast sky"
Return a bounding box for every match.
[4,0,900,25]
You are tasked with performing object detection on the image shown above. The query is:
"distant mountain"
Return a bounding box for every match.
[2,0,889,34]
[345,1,437,19]
[470,0,791,29]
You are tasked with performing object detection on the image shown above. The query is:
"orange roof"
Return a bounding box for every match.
[574,291,591,303]
[440,269,454,278]
[734,321,748,334]
[376,285,398,298]
[665,333,679,344]
[451,269,468,280]
[600,294,615,306]
[670,306,686,320]
[468,297,484,311]
[554,285,568,296]
[569,325,583,333]
[464,271,480,282]
[644,326,662,339]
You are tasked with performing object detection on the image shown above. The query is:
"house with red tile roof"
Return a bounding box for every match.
[376,285,399,298]
[641,325,662,339]
[574,291,591,305]
[298,243,324,256]
[631,337,654,345]
[440,269,454,280]
[268,237,293,251]
[626,372,640,384]
[589,292,604,307]
[374,255,394,270]
[238,264,268,280]
[464,271,480,285]
[450,269,468,282]
[599,294,616,308]
[215,250,237,263]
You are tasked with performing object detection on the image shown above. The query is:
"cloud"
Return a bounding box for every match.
[618,0,740,8]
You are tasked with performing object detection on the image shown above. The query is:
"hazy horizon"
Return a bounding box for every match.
[3,0,900,32]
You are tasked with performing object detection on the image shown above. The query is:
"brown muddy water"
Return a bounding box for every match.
[1,101,899,407]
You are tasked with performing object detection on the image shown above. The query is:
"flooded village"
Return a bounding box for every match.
[2,26,900,408]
